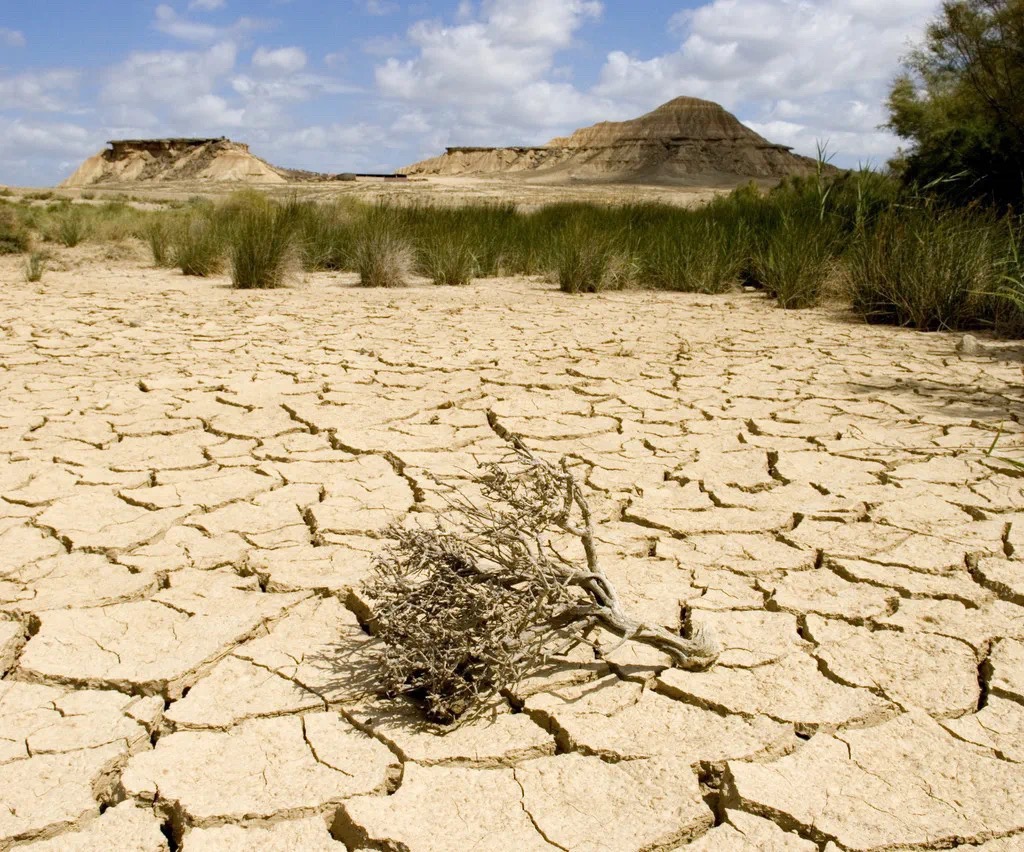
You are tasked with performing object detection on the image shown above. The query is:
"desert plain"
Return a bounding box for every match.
[1,180,1024,851]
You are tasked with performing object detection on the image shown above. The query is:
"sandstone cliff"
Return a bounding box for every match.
[405,97,820,183]
[61,138,289,187]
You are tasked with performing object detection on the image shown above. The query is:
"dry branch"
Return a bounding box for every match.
[363,411,719,722]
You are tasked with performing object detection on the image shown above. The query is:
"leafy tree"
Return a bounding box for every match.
[887,0,1024,207]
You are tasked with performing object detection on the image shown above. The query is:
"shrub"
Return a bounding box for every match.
[227,203,298,289]
[754,214,838,309]
[637,218,738,293]
[53,207,91,247]
[365,416,719,723]
[337,172,358,182]
[353,229,414,288]
[23,251,45,282]
[420,235,477,286]
[173,215,224,277]
[551,226,634,293]
[993,222,1024,337]
[0,206,30,254]
[295,201,354,271]
[847,206,1000,330]
[145,217,176,267]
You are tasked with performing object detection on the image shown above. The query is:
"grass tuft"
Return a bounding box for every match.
[420,235,478,286]
[174,215,224,277]
[23,251,45,282]
[847,206,999,331]
[354,229,415,288]
[53,207,91,247]
[227,203,298,289]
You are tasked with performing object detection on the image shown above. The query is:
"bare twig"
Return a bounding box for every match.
[363,412,719,722]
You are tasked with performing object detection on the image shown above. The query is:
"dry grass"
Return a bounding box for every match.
[354,230,415,288]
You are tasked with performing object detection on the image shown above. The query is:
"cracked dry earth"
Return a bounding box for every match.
[2,253,1024,852]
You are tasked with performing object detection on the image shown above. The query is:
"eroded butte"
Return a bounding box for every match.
[1,251,1024,851]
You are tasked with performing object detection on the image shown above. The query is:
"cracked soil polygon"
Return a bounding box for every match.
[2,259,1023,848]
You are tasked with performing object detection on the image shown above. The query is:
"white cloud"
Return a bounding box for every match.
[378,0,603,102]
[100,41,247,134]
[0,117,98,186]
[0,28,26,47]
[252,45,307,74]
[153,4,268,43]
[0,70,79,112]
[189,0,226,9]
[366,0,399,15]
[594,0,939,162]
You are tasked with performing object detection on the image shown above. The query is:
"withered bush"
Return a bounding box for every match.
[364,413,719,723]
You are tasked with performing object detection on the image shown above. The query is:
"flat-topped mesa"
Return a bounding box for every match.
[61,137,288,187]
[106,138,242,157]
[405,96,821,184]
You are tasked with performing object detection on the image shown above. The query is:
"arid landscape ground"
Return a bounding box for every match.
[2,207,1024,850]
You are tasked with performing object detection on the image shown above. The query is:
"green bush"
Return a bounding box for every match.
[227,204,298,289]
[754,214,838,309]
[847,206,1000,330]
[145,217,176,267]
[295,201,354,271]
[420,235,477,286]
[551,225,634,294]
[53,207,91,247]
[637,218,738,293]
[174,215,224,277]
[23,251,45,282]
[0,205,30,254]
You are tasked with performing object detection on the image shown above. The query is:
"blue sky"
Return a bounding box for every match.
[0,0,941,185]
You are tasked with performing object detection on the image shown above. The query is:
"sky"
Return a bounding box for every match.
[0,0,942,186]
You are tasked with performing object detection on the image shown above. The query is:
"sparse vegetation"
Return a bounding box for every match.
[0,205,30,254]
[2,175,1018,340]
[353,228,415,288]
[227,203,298,289]
[173,214,224,277]
[420,235,478,286]
[23,251,45,282]
[52,207,91,247]
[847,205,1001,330]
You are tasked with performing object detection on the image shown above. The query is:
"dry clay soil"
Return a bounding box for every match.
[2,245,1024,851]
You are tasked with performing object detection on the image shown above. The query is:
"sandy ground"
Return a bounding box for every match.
[14,174,731,209]
[2,245,1024,850]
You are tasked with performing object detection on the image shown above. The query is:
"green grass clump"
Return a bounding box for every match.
[847,206,999,331]
[753,214,838,309]
[354,229,415,288]
[637,218,738,293]
[295,201,355,271]
[144,216,177,267]
[420,235,477,286]
[227,204,298,289]
[23,251,45,282]
[551,225,634,294]
[174,215,224,277]
[0,205,30,254]
[53,207,91,247]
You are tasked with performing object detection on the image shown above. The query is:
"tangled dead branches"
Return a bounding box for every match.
[363,412,719,723]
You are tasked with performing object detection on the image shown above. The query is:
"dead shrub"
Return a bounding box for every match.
[364,413,719,723]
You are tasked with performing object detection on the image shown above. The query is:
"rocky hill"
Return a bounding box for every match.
[61,138,293,187]
[405,97,821,183]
